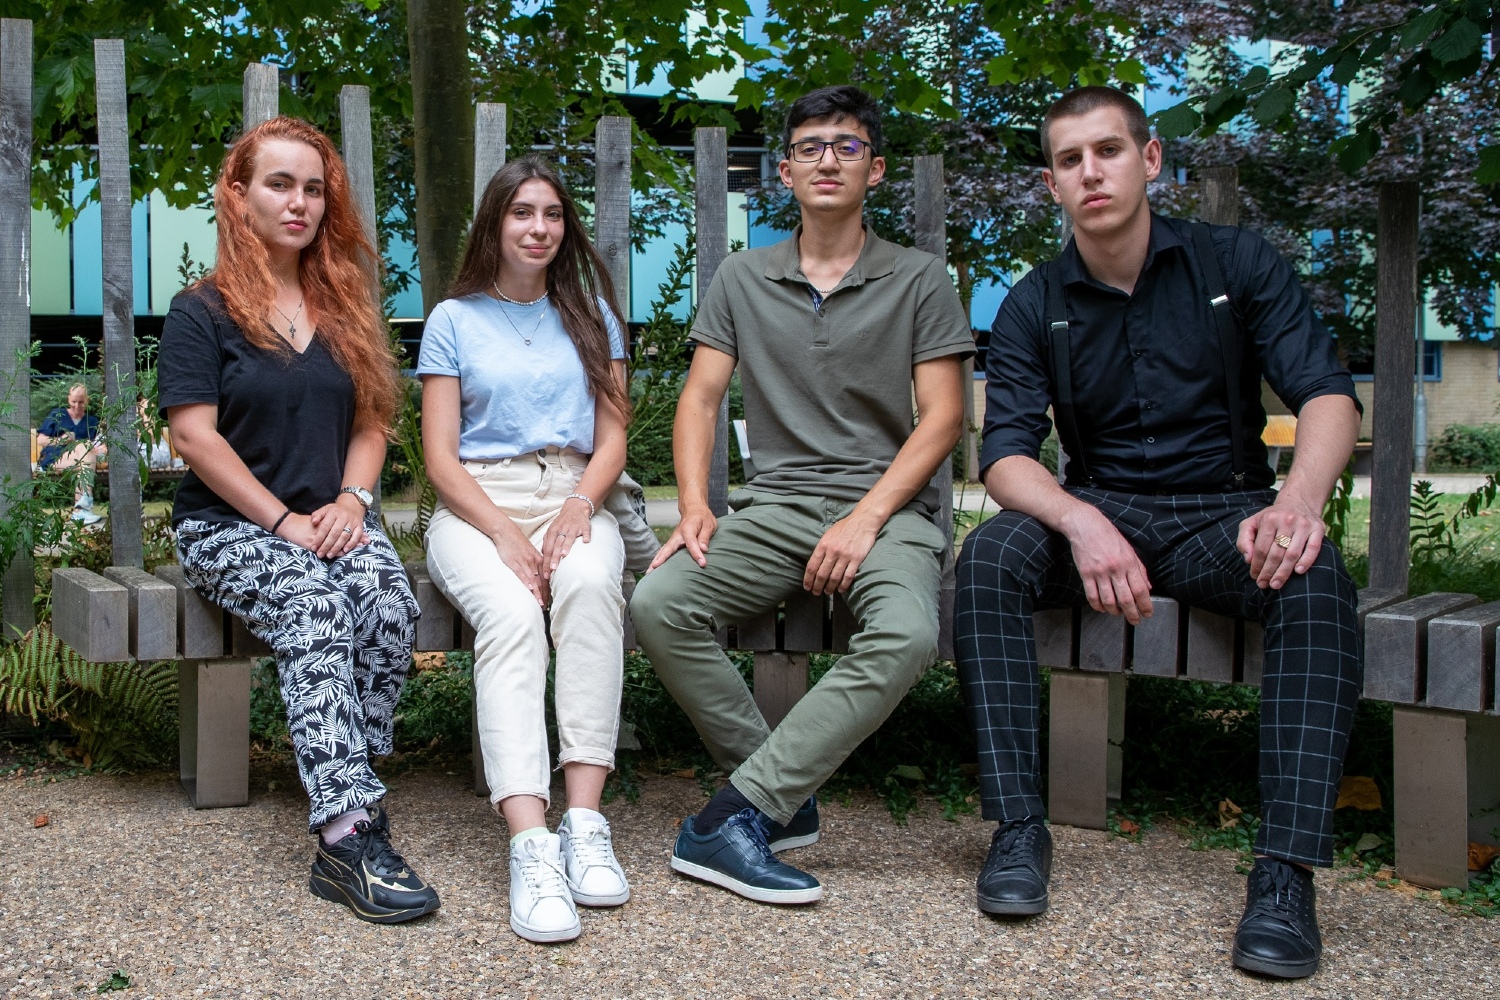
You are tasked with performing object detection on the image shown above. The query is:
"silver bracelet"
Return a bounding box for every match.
[564,492,596,518]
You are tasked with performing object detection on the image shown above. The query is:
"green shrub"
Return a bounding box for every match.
[1430,423,1500,471]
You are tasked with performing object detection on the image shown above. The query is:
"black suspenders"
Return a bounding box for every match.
[1045,222,1248,489]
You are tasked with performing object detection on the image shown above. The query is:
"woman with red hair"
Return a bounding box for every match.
[159,116,436,924]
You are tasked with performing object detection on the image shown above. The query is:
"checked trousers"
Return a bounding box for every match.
[177,516,419,832]
[954,488,1361,867]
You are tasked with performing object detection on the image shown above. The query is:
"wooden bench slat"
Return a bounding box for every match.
[1424,600,1500,712]
[1034,608,1075,668]
[734,610,777,652]
[102,566,177,662]
[1364,592,1479,704]
[782,592,826,652]
[51,567,130,663]
[1079,608,1126,672]
[1132,596,1184,677]
[1186,607,1236,684]
[153,564,225,658]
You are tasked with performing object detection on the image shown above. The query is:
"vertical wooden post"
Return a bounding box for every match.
[1368,181,1420,594]
[593,117,631,321]
[242,63,278,129]
[1198,165,1240,226]
[94,39,143,569]
[338,84,381,512]
[473,103,507,212]
[913,155,958,659]
[696,127,730,517]
[338,85,378,250]
[0,18,34,636]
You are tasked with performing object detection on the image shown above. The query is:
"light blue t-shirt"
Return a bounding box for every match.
[416,293,626,459]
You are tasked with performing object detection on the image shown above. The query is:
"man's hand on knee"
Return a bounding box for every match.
[1061,506,1153,624]
[1237,498,1325,591]
[649,504,718,571]
[804,512,881,595]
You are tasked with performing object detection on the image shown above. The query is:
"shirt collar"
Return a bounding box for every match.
[1056,213,1188,289]
[764,223,898,286]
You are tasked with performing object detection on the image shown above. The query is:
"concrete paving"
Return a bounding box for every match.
[3,763,1496,998]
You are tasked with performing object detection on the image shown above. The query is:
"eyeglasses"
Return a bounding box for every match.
[787,139,873,163]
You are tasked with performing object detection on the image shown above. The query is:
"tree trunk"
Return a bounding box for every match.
[407,0,473,316]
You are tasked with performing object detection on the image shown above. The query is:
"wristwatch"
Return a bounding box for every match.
[340,485,373,510]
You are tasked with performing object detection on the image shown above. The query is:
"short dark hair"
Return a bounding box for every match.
[1039,86,1151,168]
[782,86,883,156]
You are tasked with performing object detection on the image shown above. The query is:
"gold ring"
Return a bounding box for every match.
[1275,534,1292,549]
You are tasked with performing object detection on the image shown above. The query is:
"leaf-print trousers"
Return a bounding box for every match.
[176,515,419,832]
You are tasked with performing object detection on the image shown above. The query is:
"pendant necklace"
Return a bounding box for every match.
[493,282,549,346]
[273,297,305,342]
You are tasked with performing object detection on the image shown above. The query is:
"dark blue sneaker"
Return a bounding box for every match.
[671,808,823,904]
[761,796,820,852]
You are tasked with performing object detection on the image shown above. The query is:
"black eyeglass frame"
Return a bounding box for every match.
[785,138,876,163]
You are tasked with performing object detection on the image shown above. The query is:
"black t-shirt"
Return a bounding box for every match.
[158,283,355,526]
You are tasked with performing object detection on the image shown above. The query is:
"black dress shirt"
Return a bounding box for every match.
[980,214,1359,493]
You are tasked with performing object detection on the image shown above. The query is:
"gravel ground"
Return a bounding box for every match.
[4,762,1497,999]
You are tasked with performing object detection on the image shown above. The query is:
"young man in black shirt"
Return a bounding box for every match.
[956,86,1362,980]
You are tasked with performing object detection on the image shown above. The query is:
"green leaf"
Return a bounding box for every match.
[1399,7,1448,50]
[1151,100,1202,140]
[1476,144,1500,185]
[1354,832,1384,853]
[1332,130,1381,174]
[1250,87,1293,126]
[1428,17,1483,63]
[1329,50,1363,85]
[891,764,925,782]
[1113,59,1147,86]
[1242,65,1270,89]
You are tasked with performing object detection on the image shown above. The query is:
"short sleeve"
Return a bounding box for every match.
[978,268,1055,475]
[599,296,627,360]
[415,300,461,377]
[688,255,739,358]
[157,290,226,414]
[37,408,63,438]
[912,254,976,364]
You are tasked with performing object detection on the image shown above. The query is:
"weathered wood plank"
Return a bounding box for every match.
[179,658,252,808]
[51,568,129,663]
[1132,596,1183,677]
[405,563,458,652]
[735,611,778,652]
[1368,181,1420,594]
[154,564,226,658]
[1423,600,1500,712]
[1047,670,1122,830]
[782,593,826,652]
[94,38,143,568]
[1186,608,1236,683]
[695,127,731,518]
[338,85,378,250]
[593,117,631,319]
[103,566,177,662]
[1034,608,1075,668]
[1197,165,1239,226]
[1392,706,1470,888]
[1364,592,1479,704]
[242,63,277,128]
[753,651,808,729]
[0,18,35,636]
[830,595,857,655]
[1079,607,1127,672]
[473,102,507,213]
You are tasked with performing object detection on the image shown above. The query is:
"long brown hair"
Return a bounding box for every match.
[449,155,631,421]
[205,116,401,433]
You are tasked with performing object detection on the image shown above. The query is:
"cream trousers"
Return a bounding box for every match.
[425,447,625,807]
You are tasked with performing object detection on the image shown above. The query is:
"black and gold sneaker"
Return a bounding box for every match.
[309,811,440,924]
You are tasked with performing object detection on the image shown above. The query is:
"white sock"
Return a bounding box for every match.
[510,826,550,850]
[562,807,605,830]
[320,807,370,845]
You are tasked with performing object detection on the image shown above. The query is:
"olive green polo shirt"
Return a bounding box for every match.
[690,227,974,516]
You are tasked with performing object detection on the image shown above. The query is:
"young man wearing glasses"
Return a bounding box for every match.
[955,86,1361,979]
[631,85,973,903]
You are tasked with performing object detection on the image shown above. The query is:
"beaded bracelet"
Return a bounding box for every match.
[564,493,596,518]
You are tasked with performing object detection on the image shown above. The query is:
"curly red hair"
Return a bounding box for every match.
[205,116,399,433]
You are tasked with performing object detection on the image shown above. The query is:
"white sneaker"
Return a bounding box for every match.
[509,832,580,943]
[76,493,94,511]
[559,808,631,907]
[71,507,102,526]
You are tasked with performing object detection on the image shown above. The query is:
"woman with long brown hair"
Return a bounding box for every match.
[159,116,437,924]
[419,154,631,943]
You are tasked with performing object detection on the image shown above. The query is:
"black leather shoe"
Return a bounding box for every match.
[976,817,1052,915]
[1233,857,1322,979]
